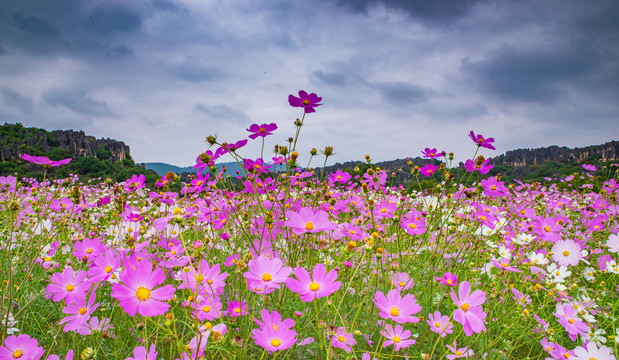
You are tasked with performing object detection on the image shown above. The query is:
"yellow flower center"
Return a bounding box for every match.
[409,223,416,229]
[104,266,113,273]
[302,99,310,105]
[79,307,87,315]
[262,273,272,281]
[305,222,314,231]
[461,303,470,311]
[563,251,569,256]
[234,308,241,313]
[447,279,453,284]
[491,185,496,190]
[568,318,575,324]
[271,338,281,347]
[309,282,320,291]
[435,322,442,328]
[66,284,74,291]
[381,208,387,213]
[12,350,23,358]
[456,350,463,356]
[86,249,93,254]
[337,336,345,342]
[398,281,405,287]
[195,274,204,282]
[207,279,213,285]
[393,336,401,343]
[544,226,551,232]
[136,286,151,301]
[390,307,400,316]
[202,306,211,312]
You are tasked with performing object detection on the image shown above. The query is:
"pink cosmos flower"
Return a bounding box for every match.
[446,341,474,359]
[481,177,507,197]
[252,321,297,353]
[572,342,616,360]
[76,316,114,336]
[285,207,337,236]
[421,148,440,159]
[373,289,422,324]
[551,240,583,266]
[608,233,619,253]
[400,210,426,236]
[390,272,414,291]
[126,344,158,360]
[247,123,278,139]
[21,153,72,167]
[450,281,487,336]
[243,255,292,293]
[419,164,439,177]
[188,323,227,354]
[328,170,352,185]
[46,266,91,304]
[582,164,597,172]
[0,175,17,193]
[533,217,563,243]
[553,303,589,341]
[285,263,341,302]
[426,311,453,338]
[468,131,495,150]
[176,260,228,296]
[88,249,121,283]
[435,272,458,286]
[490,258,522,273]
[288,90,322,113]
[331,327,356,353]
[111,261,176,317]
[73,237,105,262]
[59,292,99,332]
[464,158,494,174]
[227,300,248,317]
[124,174,146,192]
[253,309,295,333]
[46,349,74,360]
[379,322,415,351]
[0,334,45,360]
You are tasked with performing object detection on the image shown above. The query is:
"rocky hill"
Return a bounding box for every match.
[490,140,619,167]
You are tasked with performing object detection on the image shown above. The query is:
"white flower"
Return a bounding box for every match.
[513,233,533,245]
[498,246,512,259]
[607,233,619,253]
[528,252,548,266]
[546,263,571,283]
[583,267,596,281]
[605,261,619,274]
[585,328,607,345]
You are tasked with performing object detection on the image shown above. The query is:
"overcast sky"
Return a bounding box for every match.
[1,0,618,167]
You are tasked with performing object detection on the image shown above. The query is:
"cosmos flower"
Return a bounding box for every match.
[419,164,439,177]
[226,300,248,317]
[0,334,45,360]
[373,289,422,324]
[46,266,91,305]
[126,344,158,360]
[468,131,495,150]
[551,240,583,266]
[284,207,337,236]
[435,272,458,286]
[285,263,341,302]
[111,261,176,317]
[450,281,487,336]
[427,311,453,338]
[252,321,297,353]
[21,154,72,167]
[572,342,616,360]
[243,255,292,293]
[421,148,440,159]
[247,123,278,139]
[58,292,99,332]
[288,90,322,113]
[379,322,415,351]
[330,327,356,353]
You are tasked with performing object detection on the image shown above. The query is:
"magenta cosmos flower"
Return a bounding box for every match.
[419,164,439,177]
[285,263,341,302]
[464,158,494,174]
[21,153,72,167]
[0,334,45,360]
[450,281,487,336]
[288,90,322,113]
[227,300,248,317]
[435,272,458,286]
[0,175,17,193]
[247,123,278,139]
[243,255,292,293]
[252,320,297,353]
[46,266,91,304]
[421,148,440,159]
[284,207,337,236]
[126,344,158,360]
[427,311,453,338]
[111,261,176,317]
[331,327,356,353]
[373,289,422,324]
[468,131,495,150]
[59,292,99,332]
[379,322,415,351]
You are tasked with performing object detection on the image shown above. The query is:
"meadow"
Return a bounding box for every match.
[0,91,618,360]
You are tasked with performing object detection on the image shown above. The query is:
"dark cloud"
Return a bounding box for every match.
[194,103,250,123]
[460,42,601,103]
[1,87,33,112]
[170,62,222,83]
[311,70,346,86]
[11,12,60,39]
[43,88,117,118]
[331,0,481,23]
[0,46,7,55]
[84,4,142,35]
[374,81,437,104]
[151,0,188,13]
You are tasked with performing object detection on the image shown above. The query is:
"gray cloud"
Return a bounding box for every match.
[1,87,33,112]
[170,62,222,82]
[43,88,117,118]
[194,103,250,123]
[0,46,7,55]
[374,81,437,104]
[83,4,142,35]
[11,12,60,39]
[460,42,601,103]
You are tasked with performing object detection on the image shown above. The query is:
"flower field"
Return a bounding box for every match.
[1,91,618,360]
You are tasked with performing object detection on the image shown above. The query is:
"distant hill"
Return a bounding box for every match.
[144,161,245,177]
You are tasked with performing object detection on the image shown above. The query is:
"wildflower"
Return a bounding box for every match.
[435,272,458,286]
[464,158,494,174]
[124,174,146,192]
[285,207,337,236]
[390,272,414,291]
[328,170,352,185]
[188,323,227,354]
[59,292,99,332]
[253,309,295,332]
[285,263,341,302]
[582,164,597,172]
[490,258,522,273]
[0,175,17,193]
[373,289,422,324]
[252,322,297,352]
[421,148,440,159]
[419,164,439,177]
[572,342,615,360]
[126,344,158,360]
[607,233,619,253]
[227,300,248,317]
[450,281,487,336]
[446,341,474,359]
[88,249,121,283]
[426,311,453,338]
[551,240,583,266]
[76,316,114,336]
[400,210,426,236]
[21,154,72,167]
[73,238,105,262]
[46,349,74,360]
[468,131,495,150]
[243,255,292,293]
[0,334,45,360]
[533,217,563,243]
[46,266,91,304]
[553,303,589,341]
[176,260,228,296]
[247,123,278,139]
[379,322,415,351]
[111,261,176,317]
[288,90,322,113]
[331,327,356,353]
